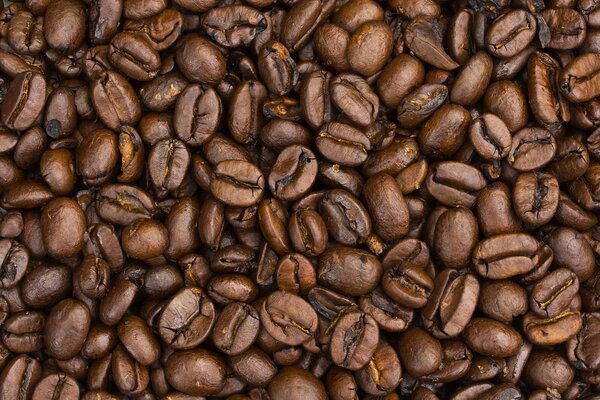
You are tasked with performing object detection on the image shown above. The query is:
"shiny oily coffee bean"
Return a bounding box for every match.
[478,280,528,324]
[472,233,551,279]
[426,161,487,208]
[559,53,600,103]
[523,310,583,346]
[315,122,371,167]
[31,373,79,400]
[276,253,317,294]
[201,5,267,48]
[258,41,299,96]
[288,208,328,256]
[508,127,557,171]
[469,113,511,161]
[212,302,260,356]
[422,268,480,339]
[158,287,216,349]
[330,73,379,127]
[318,189,372,246]
[485,9,537,58]
[173,84,222,147]
[355,340,401,396]
[329,310,379,371]
[463,317,523,358]
[397,327,443,377]
[397,83,448,129]
[210,160,265,207]
[382,263,433,309]
[319,246,382,297]
[260,290,318,346]
[268,145,318,201]
[530,268,579,318]
[359,288,414,333]
[528,51,570,136]
[1,71,46,131]
[108,32,160,81]
[512,172,560,227]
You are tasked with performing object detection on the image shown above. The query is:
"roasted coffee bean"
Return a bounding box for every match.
[559,53,600,103]
[330,73,379,127]
[158,287,216,349]
[530,268,579,320]
[43,299,91,360]
[260,290,318,346]
[201,5,267,48]
[363,173,409,242]
[464,317,523,357]
[319,246,381,296]
[329,311,379,371]
[485,9,537,58]
[268,367,327,400]
[268,145,317,201]
[405,16,459,70]
[512,172,560,227]
[1,72,46,131]
[319,189,371,246]
[473,233,551,279]
[426,161,486,208]
[176,34,226,85]
[397,327,443,377]
[90,71,141,131]
[422,269,480,338]
[108,32,160,81]
[478,280,528,324]
[508,128,557,171]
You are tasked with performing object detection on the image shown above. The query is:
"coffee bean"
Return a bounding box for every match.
[329,311,379,370]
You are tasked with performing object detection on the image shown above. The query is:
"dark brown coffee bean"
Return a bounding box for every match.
[44,299,91,360]
[40,197,85,259]
[473,233,551,279]
[523,309,583,346]
[397,83,449,129]
[44,0,86,53]
[559,53,600,103]
[91,71,141,131]
[469,113,511,161]
[212,302,260,356]
[268,145,318,201]
[485,9,537,58]
[158,287,216,349]
[483,80,529,132]
[268,367,327,400]
[108,32,160,81]
[211,160,265,207]
[530,268,579,318]
[463,317,523,357]
[0,355,42,400]
[201,5,267,48]
[405,16,459,70]
[2,311,44,353]
[31,373,79,400]
[319,246,382,297]
[478,280,528,324]
[288,209,328,256]
[173,84,221,147]
[422,269,480,338]
[300,69,334,130]
[363,173,409,242]
[176,34,226,84]
[1,72,46,131]
[280,0,335,53]
[512,172,560,228]
[426,161,486,208]
[260,290,318,346]
[330,311,379,371]
[330,73,379,127]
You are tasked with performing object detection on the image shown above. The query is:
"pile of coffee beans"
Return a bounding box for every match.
[1,0,600,398]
